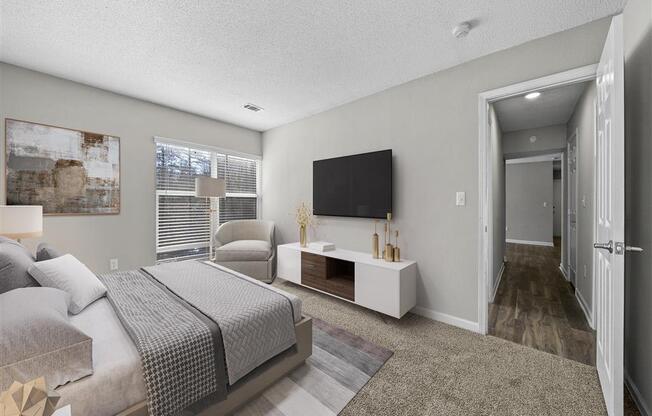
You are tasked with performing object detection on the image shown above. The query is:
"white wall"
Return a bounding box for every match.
[623,0,652,411]
[503,124,568,266]
[566,82,597,315]
[0,63,262,272]
[489,105,506,292]
[262,18,610,324]
[505,162,554,244]
[502,124,567,157]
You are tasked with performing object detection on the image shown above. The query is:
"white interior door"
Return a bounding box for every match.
[594,15,624,416]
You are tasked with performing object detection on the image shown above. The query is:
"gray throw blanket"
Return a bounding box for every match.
[144,261,297,384]
[98,261,296,416]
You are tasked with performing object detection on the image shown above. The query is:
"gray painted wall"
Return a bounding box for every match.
[489,105,506,292]
[503,124,569,269]
[623,0,652,411]
[0,63,262,273]
[566,82,597,315]
[505,162,553,244]
[262,19,610,322]
[503,124,567,157]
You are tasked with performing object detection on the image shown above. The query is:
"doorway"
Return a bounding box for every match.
[489,81,595,365]
[478,15,626,416]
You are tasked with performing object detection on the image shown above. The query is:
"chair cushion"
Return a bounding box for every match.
[215,240,272,262]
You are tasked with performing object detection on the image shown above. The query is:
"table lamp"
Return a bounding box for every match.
[195,177,226,260]
[0,205,43,243]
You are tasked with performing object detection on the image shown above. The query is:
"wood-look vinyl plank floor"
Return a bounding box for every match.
[489,238,597,366]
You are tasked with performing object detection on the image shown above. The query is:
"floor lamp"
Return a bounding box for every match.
[195,176,226,261]
[0,205,43,243]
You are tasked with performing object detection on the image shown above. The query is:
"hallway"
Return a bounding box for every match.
[489,239,595,365]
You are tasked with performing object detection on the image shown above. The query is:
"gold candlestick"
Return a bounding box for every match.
[372,220,380,259]
[384,212,394,262]
[393,230,401,262]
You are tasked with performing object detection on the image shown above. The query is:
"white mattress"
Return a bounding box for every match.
[56,298,146,416]
[55,272,302,416]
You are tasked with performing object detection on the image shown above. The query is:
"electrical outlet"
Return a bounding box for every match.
[110,258,119,271]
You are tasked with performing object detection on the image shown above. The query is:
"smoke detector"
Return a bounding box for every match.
[452,22,471,39]
[243,103,263,112]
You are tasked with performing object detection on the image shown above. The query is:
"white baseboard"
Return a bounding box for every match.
[506,239,554,247]
[625,370,650,416]
[575,289,594,329]
[559,264,569,281]
[490,262,505,302]
[412,306,480,333]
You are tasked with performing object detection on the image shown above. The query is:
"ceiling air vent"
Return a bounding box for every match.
[244,103,263,112]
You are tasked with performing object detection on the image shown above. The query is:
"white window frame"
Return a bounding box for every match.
[154,136,262,258]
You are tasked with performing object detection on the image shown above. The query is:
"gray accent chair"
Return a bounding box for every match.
[214,220,276,283]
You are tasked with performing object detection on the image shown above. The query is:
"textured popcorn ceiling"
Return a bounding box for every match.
[1,1,624,131]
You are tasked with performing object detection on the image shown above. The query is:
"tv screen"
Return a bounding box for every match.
[313,150,392,219]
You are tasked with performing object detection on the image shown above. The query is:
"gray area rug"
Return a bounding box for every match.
[272,279,608,416]
[235,317,393,415]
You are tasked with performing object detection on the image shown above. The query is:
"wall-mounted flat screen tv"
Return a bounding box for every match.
[313,149,392,219]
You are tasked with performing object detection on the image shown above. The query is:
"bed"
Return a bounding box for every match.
[53,261,312,416]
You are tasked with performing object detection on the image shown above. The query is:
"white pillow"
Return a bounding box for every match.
[28,254,106,314]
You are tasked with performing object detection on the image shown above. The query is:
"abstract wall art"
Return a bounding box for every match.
[5,119,120,215]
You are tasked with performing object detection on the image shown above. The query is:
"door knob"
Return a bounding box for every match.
[594,240,613,253]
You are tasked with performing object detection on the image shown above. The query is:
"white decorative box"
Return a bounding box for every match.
[308,241,336,252]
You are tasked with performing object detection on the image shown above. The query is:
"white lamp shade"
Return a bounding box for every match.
[0,205,43,239]
[195,177,226,198]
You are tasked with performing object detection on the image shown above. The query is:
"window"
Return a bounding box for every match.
[155,140,260,261]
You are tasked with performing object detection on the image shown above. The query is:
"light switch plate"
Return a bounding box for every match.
[110,258,119,271]
[456,192,466,206]
[543,201,548,207]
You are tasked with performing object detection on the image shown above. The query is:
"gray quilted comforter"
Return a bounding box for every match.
[98,261,297,416]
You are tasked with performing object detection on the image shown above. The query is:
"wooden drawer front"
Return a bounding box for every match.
[301,261,326,277]
[301,253,327,277]
[301,252,326,265]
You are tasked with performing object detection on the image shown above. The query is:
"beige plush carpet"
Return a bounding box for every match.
[273,279,607,416]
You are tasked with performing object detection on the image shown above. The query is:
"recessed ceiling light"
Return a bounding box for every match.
[525,92,541,100]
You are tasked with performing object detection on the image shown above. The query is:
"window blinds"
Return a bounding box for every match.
[155,141,259,261]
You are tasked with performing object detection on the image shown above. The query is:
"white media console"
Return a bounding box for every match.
[277,243,417,318]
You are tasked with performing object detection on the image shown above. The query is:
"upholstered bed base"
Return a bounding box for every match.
[116,316,312,416]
